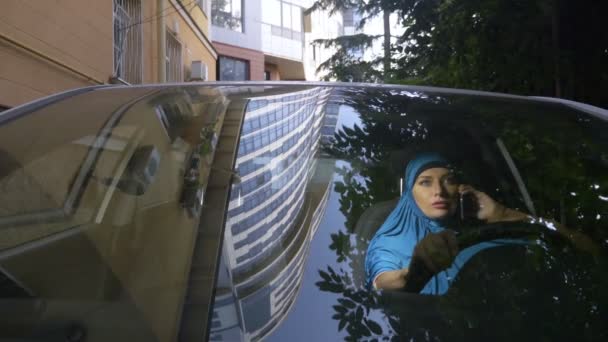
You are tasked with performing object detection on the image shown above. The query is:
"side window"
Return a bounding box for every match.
[218,56,249,81]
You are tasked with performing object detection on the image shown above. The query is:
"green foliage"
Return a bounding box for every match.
[313,34,384,82]
[394,0,608,108]
[316,266,397,340]
[310,0,399,82]
[312,0,608,108]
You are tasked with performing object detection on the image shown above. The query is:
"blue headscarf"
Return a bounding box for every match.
[365,153,514,294]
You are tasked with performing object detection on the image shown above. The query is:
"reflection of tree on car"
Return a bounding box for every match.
[316,88,608,341]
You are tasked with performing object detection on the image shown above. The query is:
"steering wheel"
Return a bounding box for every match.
[402,221,566,293]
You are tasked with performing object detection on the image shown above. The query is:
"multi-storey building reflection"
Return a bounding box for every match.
[209,87,337,341]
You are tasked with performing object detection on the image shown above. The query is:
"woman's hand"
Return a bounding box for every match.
[403,230,459,292]
[411,230,459,274]
[459,185,528,223]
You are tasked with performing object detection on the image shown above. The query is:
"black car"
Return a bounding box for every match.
[0,82,607,342]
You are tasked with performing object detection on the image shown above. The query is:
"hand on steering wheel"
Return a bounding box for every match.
[405,230,459,292]
[402,221,566,293]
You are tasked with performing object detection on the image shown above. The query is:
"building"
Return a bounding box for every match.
[210,0,347,81]
[0,0,218,110]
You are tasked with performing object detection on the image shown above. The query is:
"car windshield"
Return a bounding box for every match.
[1,84,607,342]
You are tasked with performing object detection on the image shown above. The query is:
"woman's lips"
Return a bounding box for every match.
[431,201,449,209]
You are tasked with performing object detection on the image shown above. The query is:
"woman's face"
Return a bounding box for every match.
[412,167,459,220]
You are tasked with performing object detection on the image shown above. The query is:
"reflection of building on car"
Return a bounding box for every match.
[209,88,336,341]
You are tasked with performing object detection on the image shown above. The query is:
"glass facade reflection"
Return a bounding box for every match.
[210,87,336,341]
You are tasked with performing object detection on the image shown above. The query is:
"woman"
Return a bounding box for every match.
[365,152,529,294]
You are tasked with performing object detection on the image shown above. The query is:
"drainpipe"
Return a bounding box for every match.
[158,0,166,82]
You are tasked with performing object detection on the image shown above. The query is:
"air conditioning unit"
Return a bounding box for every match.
[190,60,208,81]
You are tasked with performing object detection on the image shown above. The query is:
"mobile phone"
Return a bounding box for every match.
[459,192,478,221]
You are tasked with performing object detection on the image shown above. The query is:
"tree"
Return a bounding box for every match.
[393,0,608,108]
[309,0,402,82]
[310,0,608,108]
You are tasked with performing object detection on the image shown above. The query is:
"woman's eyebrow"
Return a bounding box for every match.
[418,175,433,179]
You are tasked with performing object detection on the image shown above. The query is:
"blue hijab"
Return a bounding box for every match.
[365,153,514,294]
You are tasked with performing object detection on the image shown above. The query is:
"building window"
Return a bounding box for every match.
[261,0,302,41]
[218,56,249,81]
[342,8,355,27]
[166,30,183,82]
[113,0,143,84]
[211,0,243,32]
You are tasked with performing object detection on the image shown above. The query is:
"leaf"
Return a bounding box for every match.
[364,318,383,335]
[359,324,372,337]
[338,318,347,332]
[338,298,356,309]
[333,305,347,314]
[346,323,358,336]
[355,306,364,322]
[319,270,332,282]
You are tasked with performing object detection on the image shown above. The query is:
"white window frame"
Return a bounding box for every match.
[262,0,303,41]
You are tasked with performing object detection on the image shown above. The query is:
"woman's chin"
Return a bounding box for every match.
[427,210,450,220]
[425,206,456,221]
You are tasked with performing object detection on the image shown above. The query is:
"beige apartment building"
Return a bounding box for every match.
[0,0,217,110]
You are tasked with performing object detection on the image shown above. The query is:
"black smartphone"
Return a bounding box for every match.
[459,192,478,221]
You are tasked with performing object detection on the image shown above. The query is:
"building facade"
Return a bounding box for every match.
[211,0,347,81]
[0,0,218,109]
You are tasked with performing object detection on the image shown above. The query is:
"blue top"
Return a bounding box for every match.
[365,153,521,295]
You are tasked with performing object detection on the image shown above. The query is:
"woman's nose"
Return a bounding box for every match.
[434,181,448,196]
[432,181,443,195]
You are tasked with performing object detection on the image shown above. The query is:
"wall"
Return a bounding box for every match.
[165,0,217,81]
[0,0,112,107]
[0,0,217,108]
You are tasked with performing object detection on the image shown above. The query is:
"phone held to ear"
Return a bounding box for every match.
[459,192,478,221]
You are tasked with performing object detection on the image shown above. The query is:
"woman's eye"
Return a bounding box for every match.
[419,180,431,186]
